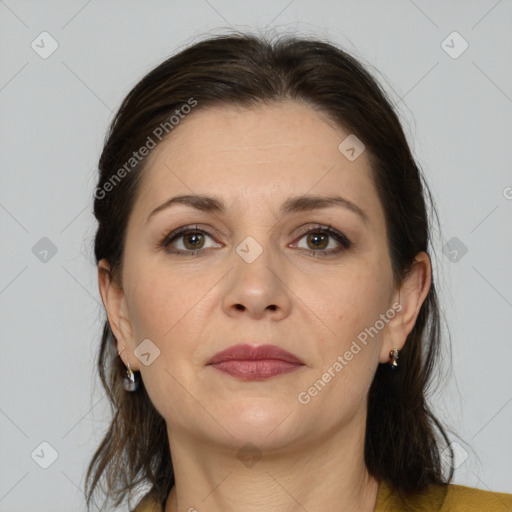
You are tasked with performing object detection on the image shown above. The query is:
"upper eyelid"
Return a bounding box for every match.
[164,223,344,239]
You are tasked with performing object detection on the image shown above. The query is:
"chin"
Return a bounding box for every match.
[218,400,302,446]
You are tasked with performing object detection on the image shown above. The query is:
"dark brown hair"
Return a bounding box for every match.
[86,30,454,510]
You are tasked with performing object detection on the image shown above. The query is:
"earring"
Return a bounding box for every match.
[389,348,399,369]
[118,346,139,392]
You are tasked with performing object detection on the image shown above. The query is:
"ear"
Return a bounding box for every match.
[380,252,432,364]
[97,258,140,371]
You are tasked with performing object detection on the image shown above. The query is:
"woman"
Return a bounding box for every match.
[86,32,512,511]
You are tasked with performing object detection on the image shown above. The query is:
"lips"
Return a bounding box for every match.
[207,344,304,365]
[207,344,305,380]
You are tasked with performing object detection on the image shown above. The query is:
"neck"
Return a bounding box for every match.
[164,413,380,512]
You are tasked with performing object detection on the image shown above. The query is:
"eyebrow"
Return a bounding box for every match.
[146,193,368,223]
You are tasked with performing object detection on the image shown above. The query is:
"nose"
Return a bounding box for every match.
[221,241,292,321]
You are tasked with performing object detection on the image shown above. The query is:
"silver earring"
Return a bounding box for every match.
[118,346,138,392]
[389,348,399,369]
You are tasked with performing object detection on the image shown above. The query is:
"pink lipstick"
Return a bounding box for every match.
[207,344,304,380]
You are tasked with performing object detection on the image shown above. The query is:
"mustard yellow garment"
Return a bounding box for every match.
[375,479,512,511]
[132,479,512,512]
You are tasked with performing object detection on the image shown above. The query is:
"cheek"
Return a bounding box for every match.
[123,254,205,341]
[301,267,389,411]
[318,261,393,334]
[122,262,210,423]
[124,273,170,340]
[303,259,393,403]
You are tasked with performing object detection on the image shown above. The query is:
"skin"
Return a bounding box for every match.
[98,100,431,512]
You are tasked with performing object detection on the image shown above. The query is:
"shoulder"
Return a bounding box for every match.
[376,479,512,512]
[441,483,512,511]
[133,482,512,512]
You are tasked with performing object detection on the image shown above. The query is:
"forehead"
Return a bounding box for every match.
[133,100,381,221]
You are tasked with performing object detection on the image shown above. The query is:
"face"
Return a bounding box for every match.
[100,100,426,453]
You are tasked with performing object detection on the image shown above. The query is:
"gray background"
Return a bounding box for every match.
[1,1,511,510]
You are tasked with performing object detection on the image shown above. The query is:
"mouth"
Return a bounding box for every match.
[207,344,305,381]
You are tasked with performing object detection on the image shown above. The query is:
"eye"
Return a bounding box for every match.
[160,225,221,255]
[159,223,352,257]
[291,225,352,257]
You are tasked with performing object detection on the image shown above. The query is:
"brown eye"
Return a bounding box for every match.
[305,232,329,250]
[161,226,222,255]
[293,226,352,257]
[182,232,205,250]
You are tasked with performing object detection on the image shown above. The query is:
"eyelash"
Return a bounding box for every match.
[159,224,352,257]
